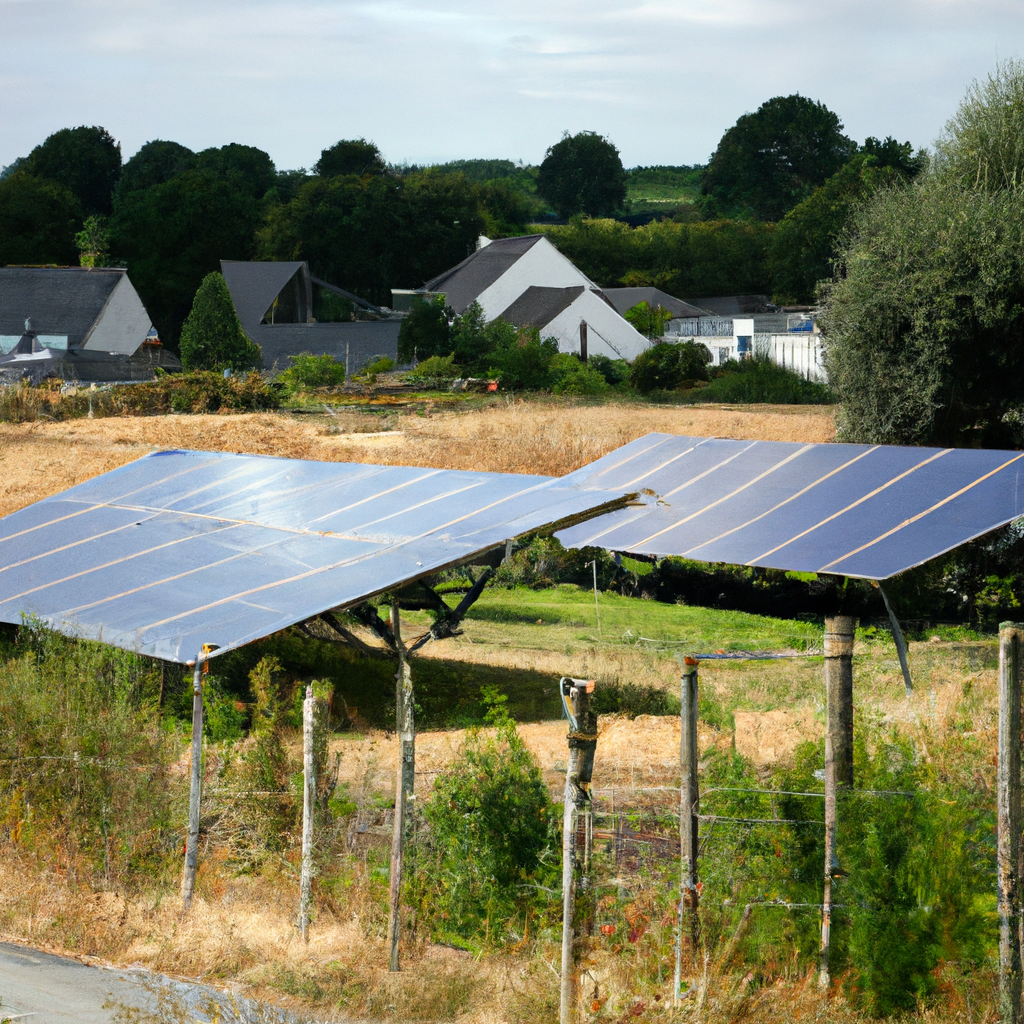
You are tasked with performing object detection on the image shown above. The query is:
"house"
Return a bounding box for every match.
[413,235,651,361]
[0,267,179,383]
[602,287,710,321]
[220,261,400,373]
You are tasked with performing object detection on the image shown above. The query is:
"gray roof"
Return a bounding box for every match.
[602,287,710,319]
[691,295,776,316]
[253,320,400,373]
[0,267,125,348]
[221,260,305,327]
[499,286,584,329]
[422,235,543,314]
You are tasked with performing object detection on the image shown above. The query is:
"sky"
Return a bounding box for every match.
[2,0,1022,173]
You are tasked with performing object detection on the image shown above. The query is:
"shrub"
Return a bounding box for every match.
[115,371,277,414]
[278,352,346,391]
[694,355,834,404]
[179,272,262,372]
[549,352,608,396]
[629,340,710,394]
[488,328,558,390]
[397,295,451,362]
[359,355,396,377]
[418,689,555,944]
[407,353,460,381]
[587,354,630,387]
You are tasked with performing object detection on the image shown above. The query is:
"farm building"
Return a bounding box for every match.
[220,260,401,374]
[602,286,710,321]
[0,266,179,382]
[411,235,651,361]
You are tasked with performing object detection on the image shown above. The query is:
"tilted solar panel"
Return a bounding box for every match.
[0,449,629,664]
[555,434,1024,580]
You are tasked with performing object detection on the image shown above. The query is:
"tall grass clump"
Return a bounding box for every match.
[0,623,180,885]
[694,355,834,404]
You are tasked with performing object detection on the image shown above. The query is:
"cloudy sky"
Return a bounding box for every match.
[2,0,1021,172]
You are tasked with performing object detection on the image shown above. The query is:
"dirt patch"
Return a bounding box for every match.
[733,709,823,766]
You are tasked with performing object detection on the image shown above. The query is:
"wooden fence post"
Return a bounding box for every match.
[999,622,1024,1024]
[300,684,316,941]
[560,679,597,1024]
[820,615,855,987]
[181,650,208,911]
[387,603,414,972]
[680,657,701,968]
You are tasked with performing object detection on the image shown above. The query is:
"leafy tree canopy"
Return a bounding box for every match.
[629,340,710,394]
[109,170,260,348]
[179,271,262,372]
[315,138,386,178]
[397,295,451,363]
[701,95,856,221]
[861,136,925,179]
[537,131,627,219]
[0,171,80,266]
[24,126,121,217]
[115,140,196,199]
[195,143,277,199]
[625,300,673,339]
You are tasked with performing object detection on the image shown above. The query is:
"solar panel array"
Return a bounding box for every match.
[0,449,625,663]
[556,434,1024,580]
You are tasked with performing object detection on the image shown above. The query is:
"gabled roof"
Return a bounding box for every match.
[499,286,585,329]
[0,268,126,349]
[602,287,710,319]
[221,260,305,328]
[422,235,543,313]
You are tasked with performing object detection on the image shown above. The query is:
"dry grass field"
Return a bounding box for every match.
[0,401,835,518]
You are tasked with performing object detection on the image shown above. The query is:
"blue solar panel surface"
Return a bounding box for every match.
[556,434,1024,579]
[0,449,627,663]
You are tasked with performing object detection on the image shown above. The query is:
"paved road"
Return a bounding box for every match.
[0,941,297,1023]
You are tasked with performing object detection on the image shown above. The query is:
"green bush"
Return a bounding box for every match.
[629,340,710,394]
[406,353,460,381]
[549,352,608,396]
[115,371,277,414]
[179,272,262,372]
[587,354,630,387]
[397,295,451,363]
[360,355,395,376]
[488,328,558,390]
[418,689,555,945]
[694,356,834,404]
[278,353,346,391]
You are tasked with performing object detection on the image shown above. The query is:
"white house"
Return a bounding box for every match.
[416,235,651,361]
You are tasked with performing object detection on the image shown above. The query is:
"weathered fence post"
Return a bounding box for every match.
[679,656,701,978]
[999,622,1024,1024]
[561,678,597,1024]
[181,648,208,911]
[300,684,316,941]
[820,615,856,988]
[387,603,414,972]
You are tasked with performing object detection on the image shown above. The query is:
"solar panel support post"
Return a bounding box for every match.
[300,684,316,942]
[560,678,597,1024]
[998,622,1024,1024]
[819,615,856,989]
[387,602,414,973]
[181,649,208,911]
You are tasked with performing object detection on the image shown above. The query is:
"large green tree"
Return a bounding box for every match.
[702,95,856,221]
[537,131,626,219]
[24,126,121,216]
[109,170,260,348]
[179,272,262,371]
[823,62,1024,447]
[0,171,81,265]
[195,144,277,199]
[115,140,196,199]
[315,138,386,178]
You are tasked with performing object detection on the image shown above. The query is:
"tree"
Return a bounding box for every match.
[195,144,277,199]
[537,131,626,218]
[822,62,1024,448]
[629,341,710,394]
[0,171,80,266]
[701,95,856,221]
[397,295,451,362]
[109,170,261,347]
[24,126,121,216]
[115,140,196,199]
[625,300,673,338]
[179,272,262,371]
[315,138,386,178]
[75,215,109,268]
[861,136,925,179]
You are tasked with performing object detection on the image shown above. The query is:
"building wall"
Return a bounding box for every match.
[476,238,593,320]
[80,274,152,355]
[671,332,826,380]
[546,291,651,362]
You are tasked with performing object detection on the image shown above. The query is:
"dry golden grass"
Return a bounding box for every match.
[0,401,835,518]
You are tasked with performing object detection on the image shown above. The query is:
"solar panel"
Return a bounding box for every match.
[0,449,628,664]
[556,434,1024,580]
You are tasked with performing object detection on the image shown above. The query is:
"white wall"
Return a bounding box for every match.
[670,331,826,380]
[80,274,153,355]
[545,291,651,362]
[476,237,594,320]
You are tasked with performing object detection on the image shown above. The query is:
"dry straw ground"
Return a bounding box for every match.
[0,401,834,518]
